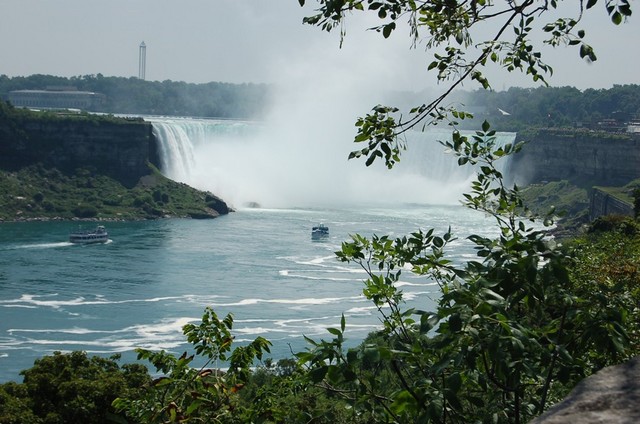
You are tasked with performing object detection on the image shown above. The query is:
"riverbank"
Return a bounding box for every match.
[0,164,230,222]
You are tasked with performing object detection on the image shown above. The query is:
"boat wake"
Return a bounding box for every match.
[9,242,73,250]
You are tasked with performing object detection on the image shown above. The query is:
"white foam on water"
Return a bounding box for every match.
[7,327,111,335]
[281,273,357,282]
[3,316,201,354]
[233,326,290,335]
[0,304,37,309]
[344,305,377,315]
[0,293,226,310]
[402,291,434,301]
[211,296,363,308]
[394,281,439,288]
[10,242,74,249]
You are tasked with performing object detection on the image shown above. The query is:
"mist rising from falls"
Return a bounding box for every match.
[145,8,525,210]
[149,117,516,209]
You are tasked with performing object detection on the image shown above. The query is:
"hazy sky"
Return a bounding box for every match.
[1,1,638,91]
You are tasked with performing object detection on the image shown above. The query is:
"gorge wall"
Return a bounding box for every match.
[510,129,640,187]
[4,117,640,198]
[0,116,160,187]
[590,188,635,220]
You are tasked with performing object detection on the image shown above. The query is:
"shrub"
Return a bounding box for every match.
[72,205,97,218]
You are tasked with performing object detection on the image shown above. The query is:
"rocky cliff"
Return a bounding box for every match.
[590,188,635,220]
[511,129,640,187]
[0,116,158,188]
[531,356,640,424]
[0,111,231,220]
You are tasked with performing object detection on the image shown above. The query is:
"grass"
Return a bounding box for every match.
[0,163,230,222]
[519,180,591,236]
[594,179,640,205]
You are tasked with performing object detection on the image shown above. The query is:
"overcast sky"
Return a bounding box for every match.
[1,1,638,92]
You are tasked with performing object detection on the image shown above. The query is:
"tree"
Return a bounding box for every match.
[291,2,637,423]
[112,307,271,423]
[0,351,150,424]
[296,122,637,423]
[299,0,632,168]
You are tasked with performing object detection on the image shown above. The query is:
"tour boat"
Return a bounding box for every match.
[311,224,329,239]
[69,225,109,244]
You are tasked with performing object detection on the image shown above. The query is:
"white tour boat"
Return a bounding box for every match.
[69,225,109,244]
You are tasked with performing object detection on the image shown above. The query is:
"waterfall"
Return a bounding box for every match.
[401,129,517,185]
[150,121,196,183]
[148,117,516,209]
[149,117,258,184]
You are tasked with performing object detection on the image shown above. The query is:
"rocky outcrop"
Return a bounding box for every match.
[511,130,640,187]
[531,356,640,424]
[0,117,157,187]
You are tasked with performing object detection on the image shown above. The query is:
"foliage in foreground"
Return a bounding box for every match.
[1,199,638,423]
[295,123,639,423]
[112,309,272,423]
[0,352,149,424]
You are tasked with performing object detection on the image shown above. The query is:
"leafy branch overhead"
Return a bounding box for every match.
[298,122,639,423]
[299,0,632,168]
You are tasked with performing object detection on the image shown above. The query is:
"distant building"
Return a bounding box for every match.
[6,87,106,111]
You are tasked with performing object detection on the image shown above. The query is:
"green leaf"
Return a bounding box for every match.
[611,11,623,25]
[152,377,173,387]
[431,355,451,374]
[186,400,202,415]
[446,372,463,392]
[343,368,357,381]
[309,365,328,383]
[327,327,342,336]
[382,22,396,39]
[449,313,463,332]
[364,347,381,363]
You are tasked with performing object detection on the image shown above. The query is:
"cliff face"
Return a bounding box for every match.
[511,130,640,187]
[590,188,635,220]
[0,117,158,188]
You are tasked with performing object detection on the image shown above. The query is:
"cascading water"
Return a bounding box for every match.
[401,128,518,185]
[148,116,516,209]
[149,117,257,184]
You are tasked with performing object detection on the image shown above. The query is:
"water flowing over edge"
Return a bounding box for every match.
[148,116,517,209]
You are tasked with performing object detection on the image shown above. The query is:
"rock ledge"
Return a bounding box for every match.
[531,356,640,424]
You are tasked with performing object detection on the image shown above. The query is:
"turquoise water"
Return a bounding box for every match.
[0,204,496,382]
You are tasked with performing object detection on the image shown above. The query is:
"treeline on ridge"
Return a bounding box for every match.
[0,74,272,119]
[391,84,640,131]
[2,74,640,128]
[463,84,640,130]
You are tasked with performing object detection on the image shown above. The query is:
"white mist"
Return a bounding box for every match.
[151,14,515,209]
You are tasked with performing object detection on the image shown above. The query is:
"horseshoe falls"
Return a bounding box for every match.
[148,116,517,209]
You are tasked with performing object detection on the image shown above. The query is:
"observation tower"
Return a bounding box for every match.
[138,41,146,80]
